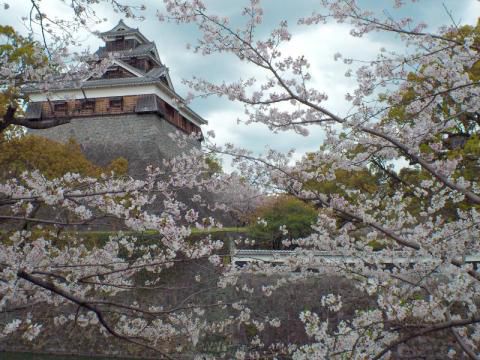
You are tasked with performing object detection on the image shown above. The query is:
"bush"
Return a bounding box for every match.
[0,135,128,179]
[247,195,318,249]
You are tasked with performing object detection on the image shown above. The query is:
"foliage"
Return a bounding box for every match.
[0,25,44,114]
[370,20,480,222]
[204,153,223,175]
[0,135,128,179]
[303,152,380,205]
[248,195,317,249]
[0,26,49,133]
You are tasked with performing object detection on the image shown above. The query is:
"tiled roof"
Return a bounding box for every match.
[146,67,167,78]
[24,60,169,92]
[100,20,135,34]
[100,20,149,44]
[23,76,157,93]
[80,76,164,88]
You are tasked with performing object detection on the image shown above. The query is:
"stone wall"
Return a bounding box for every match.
[31,113,201,177]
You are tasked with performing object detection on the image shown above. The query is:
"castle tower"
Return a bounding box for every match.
[24,20,207,176]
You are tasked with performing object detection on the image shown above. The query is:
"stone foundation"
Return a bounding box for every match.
[30,113,200,177]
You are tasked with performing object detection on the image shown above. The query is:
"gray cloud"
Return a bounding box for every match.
[1,0,478,168]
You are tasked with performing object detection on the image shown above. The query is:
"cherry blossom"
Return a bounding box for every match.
[1,0,480,358]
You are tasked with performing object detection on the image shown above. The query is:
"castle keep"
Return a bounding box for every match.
[24,20,207,176]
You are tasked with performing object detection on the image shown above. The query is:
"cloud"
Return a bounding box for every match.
[461,0,480,26]
[1,0,477,171]
[199,21,388,164]
[280,22,385,113]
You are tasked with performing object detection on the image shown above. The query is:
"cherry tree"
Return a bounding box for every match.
[0,147,256,357]
[158,0,480,358]
[1,0,480,359]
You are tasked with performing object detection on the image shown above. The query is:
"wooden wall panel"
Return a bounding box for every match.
[33,95,202,137]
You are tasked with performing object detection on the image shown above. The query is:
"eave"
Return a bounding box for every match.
[24,80,207,126]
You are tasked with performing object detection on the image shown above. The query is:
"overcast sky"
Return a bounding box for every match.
[1,0,479,165]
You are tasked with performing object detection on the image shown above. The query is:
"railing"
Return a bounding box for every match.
[231,249,480,267]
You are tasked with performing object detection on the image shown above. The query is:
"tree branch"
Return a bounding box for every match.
[372,315,480,360]
[0,105,71,134]
[17,270,174,360]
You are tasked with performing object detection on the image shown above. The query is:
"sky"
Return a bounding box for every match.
[1,0,479,166]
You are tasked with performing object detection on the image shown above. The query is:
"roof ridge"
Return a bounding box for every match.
[99,20,150,44]
[101,19,135,34]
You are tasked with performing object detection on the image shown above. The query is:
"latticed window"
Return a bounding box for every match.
[109,97,123,110]
[106,36,125,51]
[103,66,127,79]
[80,99,95,111]
[53,102,67,114]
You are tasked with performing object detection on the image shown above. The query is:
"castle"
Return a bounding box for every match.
[24,20,207,176]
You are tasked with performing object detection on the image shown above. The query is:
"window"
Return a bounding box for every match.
[53,102,67,114]
[103,66,125,79]
[80,99,95,112]
[109,97,123,110]
[106,36,125,51]
[125,39,137,49]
